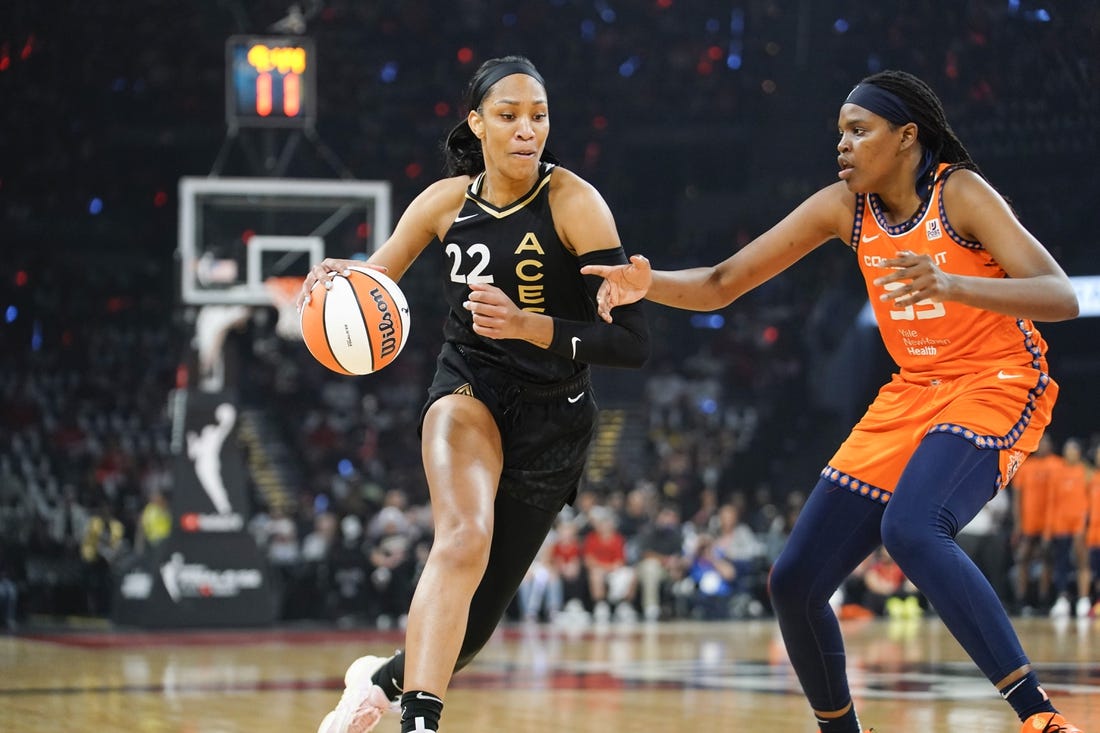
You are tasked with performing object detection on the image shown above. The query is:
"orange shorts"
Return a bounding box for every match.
[1016,482,1051,536]
[822,366,1057,504]
[1088,484,1100,548]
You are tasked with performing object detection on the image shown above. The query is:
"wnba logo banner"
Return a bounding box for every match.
[113,389,279,626]
[160,551,264,602]
[113,533,278,627]
[170,390,249,532]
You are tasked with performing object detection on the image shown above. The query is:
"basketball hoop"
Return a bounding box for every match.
[264,276,305,340]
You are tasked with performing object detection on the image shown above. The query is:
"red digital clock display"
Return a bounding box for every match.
[226,35,316,128]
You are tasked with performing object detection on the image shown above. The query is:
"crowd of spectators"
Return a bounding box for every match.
[2,252,1096,630]
[240,474,801,627]
[1,1,1098,628]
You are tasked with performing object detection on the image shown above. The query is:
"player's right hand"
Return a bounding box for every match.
[297,258,388,311]
[580,254,652,323]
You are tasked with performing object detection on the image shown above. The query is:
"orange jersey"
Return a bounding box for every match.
[822,164,1059,503]
[1011,453,1061,536]
[1046,460,1088,536]
[853,164,1051,384]
[1086,470,1100,548]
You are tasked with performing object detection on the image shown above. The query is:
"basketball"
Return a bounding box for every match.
[299,266,411,375]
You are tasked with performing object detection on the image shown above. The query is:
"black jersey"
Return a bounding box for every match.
[440,162,595,383]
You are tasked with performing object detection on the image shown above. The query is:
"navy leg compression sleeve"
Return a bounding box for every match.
[882,431,1029,682]
[769,479,884,711]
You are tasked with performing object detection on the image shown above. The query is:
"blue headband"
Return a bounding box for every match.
[844,83,913,125]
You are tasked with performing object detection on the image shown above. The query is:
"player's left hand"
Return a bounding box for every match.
[464,282,530,340]
[581,254,651,323]
[872,250,956,308]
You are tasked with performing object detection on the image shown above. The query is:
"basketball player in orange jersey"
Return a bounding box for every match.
[298,56,649,733]
[1084,443,1100,616]
[1011,434,1058,613]
[1046,438,1090,619]
[583,70,1081,733]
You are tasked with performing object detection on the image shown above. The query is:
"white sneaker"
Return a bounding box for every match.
[1049,596,1071,619]
[1076,596,1092,619]
[317,655,395,733]
[593,601,611,623]
[614,602,638,623]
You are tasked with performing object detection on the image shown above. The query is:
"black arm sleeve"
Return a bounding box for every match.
[546,246,650,368]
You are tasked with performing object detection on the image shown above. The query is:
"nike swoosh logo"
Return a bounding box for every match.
[416,691,444,704]
[454,213,478,223]
[997,370,1023,380]
[567,392,585,403]
[571,336,581,359]
[861,234,880,242]
[1000,678,1026,699]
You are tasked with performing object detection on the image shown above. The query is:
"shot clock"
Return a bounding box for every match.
[226,35,316,128]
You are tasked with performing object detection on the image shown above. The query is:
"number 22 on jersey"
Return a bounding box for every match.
[446,242,494,284]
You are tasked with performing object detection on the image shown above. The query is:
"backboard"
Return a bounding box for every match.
[178,177,391,305]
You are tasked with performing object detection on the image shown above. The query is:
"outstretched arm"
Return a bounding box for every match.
[583,183,852,321]
[296,177,469,310]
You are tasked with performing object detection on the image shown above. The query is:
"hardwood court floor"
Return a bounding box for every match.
[2,616,1099,732]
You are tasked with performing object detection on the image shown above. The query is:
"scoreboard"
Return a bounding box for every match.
[225,35,316,128]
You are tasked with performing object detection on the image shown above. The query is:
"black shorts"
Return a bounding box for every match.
[420,342,598,513]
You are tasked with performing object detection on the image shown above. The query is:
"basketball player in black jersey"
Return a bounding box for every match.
[300,56,649,733]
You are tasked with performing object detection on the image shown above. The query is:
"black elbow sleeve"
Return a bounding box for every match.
[546,247,650,368]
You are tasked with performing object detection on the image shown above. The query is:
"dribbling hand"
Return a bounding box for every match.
[297,258,389,312]
[580,254,652,323]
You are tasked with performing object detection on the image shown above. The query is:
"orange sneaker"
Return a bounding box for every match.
[1021,712,1084,733]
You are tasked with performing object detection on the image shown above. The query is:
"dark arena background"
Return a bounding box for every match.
[1,2,1099,731]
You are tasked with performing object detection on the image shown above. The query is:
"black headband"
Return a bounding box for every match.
[468,61,546,110]
[445,60,557,172]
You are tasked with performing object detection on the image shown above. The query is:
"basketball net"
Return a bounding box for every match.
[264,276,305,341]
[192,304,251,393]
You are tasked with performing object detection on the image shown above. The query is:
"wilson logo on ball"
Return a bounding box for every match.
[370,287,400,358]
[300,266,411,375]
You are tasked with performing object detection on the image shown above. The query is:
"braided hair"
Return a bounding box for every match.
[861,70,985,195]
[442,55,556,177]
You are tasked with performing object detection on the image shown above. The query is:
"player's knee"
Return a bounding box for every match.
[880,509,945,567]
[768,551,809,611]
[432,521,493,575]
